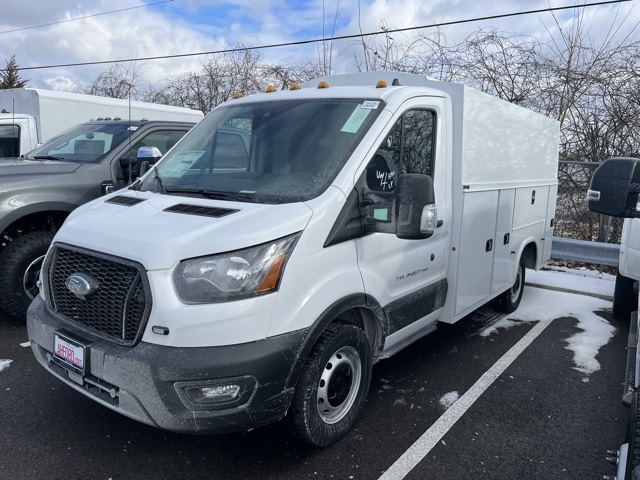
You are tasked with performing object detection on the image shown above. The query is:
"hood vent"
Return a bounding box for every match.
[164,203,239,218]
[105,195,146,206]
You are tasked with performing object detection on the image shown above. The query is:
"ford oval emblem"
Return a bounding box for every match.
[65,273,100,299]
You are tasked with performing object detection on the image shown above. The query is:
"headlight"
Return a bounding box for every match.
[173,233,299,304]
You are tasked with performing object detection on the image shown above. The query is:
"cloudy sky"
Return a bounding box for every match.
[1,0,637,92]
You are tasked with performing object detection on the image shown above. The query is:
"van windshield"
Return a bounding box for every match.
[137,98,384,204]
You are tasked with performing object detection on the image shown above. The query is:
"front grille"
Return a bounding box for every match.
[45,244,152,346]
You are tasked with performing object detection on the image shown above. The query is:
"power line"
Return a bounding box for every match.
[0,0,174,35]
[7,0,635,72]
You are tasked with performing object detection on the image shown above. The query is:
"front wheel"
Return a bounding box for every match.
[0,231,54,319]
[492,259,525,313]
[289,322,372,447]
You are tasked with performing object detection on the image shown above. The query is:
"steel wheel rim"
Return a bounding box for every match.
[23,254,45,300]
[316,346,362,424]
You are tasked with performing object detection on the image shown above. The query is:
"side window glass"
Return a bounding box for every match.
[119,129,188,181]
[211,127,250,171]
[402,110,435,176]
[0,125,20,157]
[364,110,435,192]
[366,119,400,192]
[121,129,187,161]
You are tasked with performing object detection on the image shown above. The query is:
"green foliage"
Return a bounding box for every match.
[0,55,28,89]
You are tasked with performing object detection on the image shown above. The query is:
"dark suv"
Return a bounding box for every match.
[0,119,196,319]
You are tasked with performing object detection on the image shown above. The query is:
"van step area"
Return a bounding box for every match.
[624,311,638,406]
[467,307,508,339]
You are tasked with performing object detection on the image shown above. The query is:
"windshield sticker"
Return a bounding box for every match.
[341,104,373,133]
[127,126,139,131]
[361,101,380,109]
[161,151,205,176]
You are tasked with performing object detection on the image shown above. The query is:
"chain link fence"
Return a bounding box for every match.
[555,160,623,245]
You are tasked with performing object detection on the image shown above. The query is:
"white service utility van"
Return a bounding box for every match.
[0,87,203,157]
[587,157,640,478]
[27,72,559,446]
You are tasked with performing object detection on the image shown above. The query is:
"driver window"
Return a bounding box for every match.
[119,129,188,163]
[365,109,436,192]
[118,129,189,182]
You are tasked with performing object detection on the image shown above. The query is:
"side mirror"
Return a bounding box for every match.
[137,146,162,164]
[133,146,162,180]
[395,174,437,239]
[587,157,640,218]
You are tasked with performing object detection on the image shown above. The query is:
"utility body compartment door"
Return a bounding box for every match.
[491,189,516,295]
[454,190,499,315]
[541,184,558,266]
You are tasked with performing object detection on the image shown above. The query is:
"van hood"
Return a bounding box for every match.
[0,157,81,175]
[55,191,314,270]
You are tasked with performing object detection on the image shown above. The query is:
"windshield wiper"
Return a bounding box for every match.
[33,155,67,161]
[163,187,254,202]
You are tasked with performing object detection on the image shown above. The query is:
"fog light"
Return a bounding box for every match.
[186,384,241,405]
[176,375,256,410]
[201,384,240,401]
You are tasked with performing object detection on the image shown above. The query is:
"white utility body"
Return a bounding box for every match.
[0,87,203,157]
[27,72,559,447]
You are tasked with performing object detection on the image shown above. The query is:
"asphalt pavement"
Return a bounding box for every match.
[0,286,629,480]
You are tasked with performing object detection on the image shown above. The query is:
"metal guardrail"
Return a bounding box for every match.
[550,236,620,266]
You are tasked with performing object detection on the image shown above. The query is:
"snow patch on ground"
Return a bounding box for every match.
[439,391,459,409]
[527,266,615,298]
[481,279,615,376]
[480,317,534,337]
[0,359,13,373]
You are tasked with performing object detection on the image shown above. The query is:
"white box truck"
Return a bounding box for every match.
[27,72,559,446]
[0,87,203,157]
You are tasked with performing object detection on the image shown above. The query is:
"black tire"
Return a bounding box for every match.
[492,258,526,313]
[614,271,637,321]
[289,322,372,447]
[0,231,54,319]
[626,391,640,478]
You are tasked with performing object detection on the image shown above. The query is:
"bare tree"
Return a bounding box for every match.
[83,63,146,99]
[316,0,341,75]
[261,60,326,90]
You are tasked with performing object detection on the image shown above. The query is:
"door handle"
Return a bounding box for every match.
[486,239,493,252]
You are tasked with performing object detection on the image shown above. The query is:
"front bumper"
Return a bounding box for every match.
[27,296,306,434]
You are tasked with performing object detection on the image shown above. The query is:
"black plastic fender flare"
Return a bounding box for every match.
[284,293,387,391]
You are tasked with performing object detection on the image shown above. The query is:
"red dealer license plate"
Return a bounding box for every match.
[53,333,87,376]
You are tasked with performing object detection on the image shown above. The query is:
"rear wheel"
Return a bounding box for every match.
[0,231,54,319]
[614,271,637,321]
[492,258,525,313]
[289,322,372,447]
